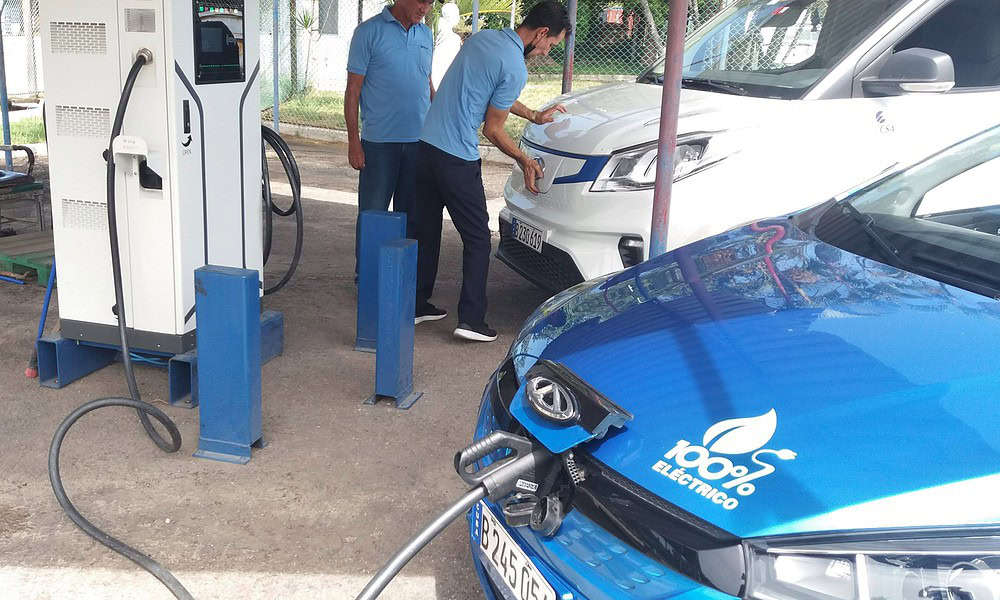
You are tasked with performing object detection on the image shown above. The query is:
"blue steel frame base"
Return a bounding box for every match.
[170,310,284,408]
[193,436,268,465]
[36,336,117,389]
[38,311,284,409]
[168,351,198,407]
[364,390,424,410]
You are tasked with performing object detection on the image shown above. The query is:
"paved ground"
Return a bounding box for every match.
[0,137,551,599]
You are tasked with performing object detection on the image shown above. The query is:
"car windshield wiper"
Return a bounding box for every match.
[681,77,749,96]
[837,201,909,269]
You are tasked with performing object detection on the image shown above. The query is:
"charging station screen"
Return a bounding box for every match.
[193,1,245,84]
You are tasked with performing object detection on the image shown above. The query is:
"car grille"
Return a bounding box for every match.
[497,218,585,294]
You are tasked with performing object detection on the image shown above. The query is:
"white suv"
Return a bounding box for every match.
[499,0,1000,292]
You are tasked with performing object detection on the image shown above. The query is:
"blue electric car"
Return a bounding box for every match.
[467,123,1000,600]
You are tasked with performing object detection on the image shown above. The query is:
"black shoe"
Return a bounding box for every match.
[454,322,498,342]
[415,303,448,324]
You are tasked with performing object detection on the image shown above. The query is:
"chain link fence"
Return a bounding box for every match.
[1,0,41,97]
[0,0,745,137]
[260,0,742,140]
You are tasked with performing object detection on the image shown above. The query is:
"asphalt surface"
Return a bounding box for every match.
[0,137,552,599]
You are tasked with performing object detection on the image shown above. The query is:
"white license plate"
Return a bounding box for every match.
[512,218,544,253]
[475,502,556,600]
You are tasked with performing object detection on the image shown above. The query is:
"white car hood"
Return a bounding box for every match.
[522,81,999,191]
[524,82,777,155]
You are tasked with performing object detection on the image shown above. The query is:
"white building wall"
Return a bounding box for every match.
[308,0,385,93]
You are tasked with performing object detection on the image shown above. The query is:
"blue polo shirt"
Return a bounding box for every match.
[347,8,432,143]
[421,28,528,161]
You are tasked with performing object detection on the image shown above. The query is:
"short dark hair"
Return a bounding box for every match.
[521,1,571,38]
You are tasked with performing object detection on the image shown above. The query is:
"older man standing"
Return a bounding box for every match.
[413,1,571,342]
[345,0,435,278]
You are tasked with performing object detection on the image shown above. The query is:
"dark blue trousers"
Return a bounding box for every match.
[414,141,491,327]
[355,140,418,275]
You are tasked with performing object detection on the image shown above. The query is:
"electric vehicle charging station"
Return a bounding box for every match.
[41,0,263,354]
[31,2,559,597]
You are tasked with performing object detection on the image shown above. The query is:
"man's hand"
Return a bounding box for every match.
[532,103,567,125]
[348,139,365,170]
[519,155,543,195]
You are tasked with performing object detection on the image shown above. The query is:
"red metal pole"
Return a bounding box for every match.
[649,0,688,257]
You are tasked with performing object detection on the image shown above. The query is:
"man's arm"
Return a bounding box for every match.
[482,105,543,194]
[510,100,567,124]
[429,77,435,102]
[344,72,365,170]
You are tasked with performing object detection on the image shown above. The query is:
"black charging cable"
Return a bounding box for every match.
[46,51,194,600]
[260,124,303,295]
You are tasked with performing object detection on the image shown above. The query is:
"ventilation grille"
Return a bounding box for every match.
[124,9,156,33]
[50,21,107,55]
[55,105,110,138]
[62,199,107,231]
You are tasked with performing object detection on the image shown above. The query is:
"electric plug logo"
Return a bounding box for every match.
[651,409,797,511]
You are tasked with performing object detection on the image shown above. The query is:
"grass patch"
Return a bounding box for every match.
[10,116,45,144]
[264,90,346,131]
[263,77,609,144]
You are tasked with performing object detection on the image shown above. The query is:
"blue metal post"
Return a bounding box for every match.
[193,266,265,464]
[365,239,422,409]
[272,0,280,131]
[472,0,480,33]
[355,210,406,352]
[0,2,13,169]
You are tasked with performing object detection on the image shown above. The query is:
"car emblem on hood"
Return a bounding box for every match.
[526,376,578,424]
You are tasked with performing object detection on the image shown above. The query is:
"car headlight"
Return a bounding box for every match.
[590,137,717,192]
[747,534,1000,600]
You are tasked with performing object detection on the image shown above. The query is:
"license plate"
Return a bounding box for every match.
[512,218,544,253]
[474,502,556,600]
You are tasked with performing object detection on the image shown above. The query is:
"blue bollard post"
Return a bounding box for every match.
[355,210,406,352]
[193,266,265,464]
[365,239,422,409]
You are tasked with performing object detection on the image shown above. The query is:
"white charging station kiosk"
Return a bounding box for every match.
[40,0,263,354]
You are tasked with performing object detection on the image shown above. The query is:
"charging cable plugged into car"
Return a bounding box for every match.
[356,431,560,600]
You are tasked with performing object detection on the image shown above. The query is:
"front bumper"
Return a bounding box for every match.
[496,216,586,294]
[466,498,737,600]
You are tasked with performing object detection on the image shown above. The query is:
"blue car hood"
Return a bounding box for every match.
[510,220,1000,538]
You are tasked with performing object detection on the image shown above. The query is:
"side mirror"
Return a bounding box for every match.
[862,48,955,97]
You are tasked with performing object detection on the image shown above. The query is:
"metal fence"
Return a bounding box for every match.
[259,0,742,132]
[0,0,739,131]
[1,0,41,97]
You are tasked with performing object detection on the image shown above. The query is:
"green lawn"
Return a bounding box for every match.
[10,116,45,144]
[262,77,608,143]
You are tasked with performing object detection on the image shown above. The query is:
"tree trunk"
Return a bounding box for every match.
[639,0,664,49]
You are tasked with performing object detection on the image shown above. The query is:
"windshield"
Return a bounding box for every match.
[815,126,1000,298]
[638,0,908,99]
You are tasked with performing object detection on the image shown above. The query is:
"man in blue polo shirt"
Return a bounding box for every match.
[345,0,434,278]
[413,1,571,342]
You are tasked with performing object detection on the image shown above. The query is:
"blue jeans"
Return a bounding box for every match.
[356,140,418,275]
